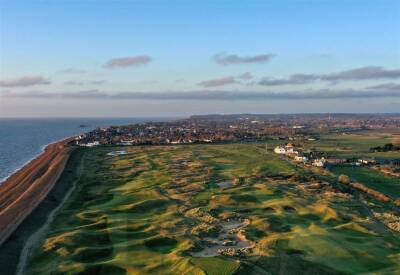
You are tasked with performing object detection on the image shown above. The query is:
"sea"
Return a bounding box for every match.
[0,117,173,184]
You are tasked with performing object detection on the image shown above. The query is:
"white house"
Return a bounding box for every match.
[285,143,295,154]
[294,155,308,162]
[79,141,100,147]
[274,146,286,154]
[118,140,134,146]
[312,157,326,167]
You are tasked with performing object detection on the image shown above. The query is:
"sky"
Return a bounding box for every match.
[0,0,399,117]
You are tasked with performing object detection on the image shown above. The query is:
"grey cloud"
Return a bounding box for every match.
[64,80,106,86]
[57,68,86,74]
[104,56,152,69]
[321,66,400,81]
[237,72,254,80]
[198,76,236,87]
[214,53,275,65]
[366,83,400,90]
[258,78,306,86]
[0,76,51,88]
[259,66,400,86]
[4,88,400,101]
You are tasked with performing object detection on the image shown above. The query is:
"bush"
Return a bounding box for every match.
[338,174,350,185]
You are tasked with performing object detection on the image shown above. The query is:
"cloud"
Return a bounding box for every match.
[57,68,85,74]
[4,87,400,101]
[258,78,305,86]
[64,80,106,86]
[214,53,275,65]
[198,76,236,87]
[258,66,400,86]
[366,83,400,90]
[237,72,254,80]
[321,66,400,81]
[0,76,51,88]
[104,56,151,69]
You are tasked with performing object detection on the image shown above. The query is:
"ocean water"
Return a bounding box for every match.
[0,117,172,183]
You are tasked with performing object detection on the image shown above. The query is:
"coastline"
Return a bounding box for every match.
[0,137,76,246]
[0,134,79,186]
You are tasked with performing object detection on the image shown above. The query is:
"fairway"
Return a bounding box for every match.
[26,144,400,274]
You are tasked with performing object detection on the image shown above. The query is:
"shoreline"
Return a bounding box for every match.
[0,134,79,186]
[0,148,84,275]
[0,137,76,246]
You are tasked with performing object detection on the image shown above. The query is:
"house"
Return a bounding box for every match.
[274,146,286,154]
[78,141,100,147]
[326,158,346,164]
[312,157,326,167]
[285,143,295,154]
[358,158,377,165]
[118,140,134,146]
[294,155,308,162]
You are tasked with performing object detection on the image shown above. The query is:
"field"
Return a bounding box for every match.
[305,132,400,159]
[26,144,400,274]
[330,166,400,199]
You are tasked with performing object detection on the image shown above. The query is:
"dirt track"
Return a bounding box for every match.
[0,138,75,246]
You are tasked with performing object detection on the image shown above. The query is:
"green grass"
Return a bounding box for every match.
[190,257,240,275]
[25,143,400,274]
[330,165,400,198]
[305,133,398,159]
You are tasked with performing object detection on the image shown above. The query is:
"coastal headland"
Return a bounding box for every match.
[0,138,75,246]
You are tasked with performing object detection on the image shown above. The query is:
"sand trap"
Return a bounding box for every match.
[216,181,233,189]
[190,218,254,257]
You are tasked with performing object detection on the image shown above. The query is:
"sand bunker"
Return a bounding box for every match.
[216,181,233,189]
[191,218,254,257]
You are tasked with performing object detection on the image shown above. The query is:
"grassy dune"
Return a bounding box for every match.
[26,144,400,274]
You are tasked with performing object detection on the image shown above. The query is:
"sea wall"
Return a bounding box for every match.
[0,138,75,246]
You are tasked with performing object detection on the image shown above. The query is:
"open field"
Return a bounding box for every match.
[25,144,400,274]
[305,132,400,159]
[330,166,400,199]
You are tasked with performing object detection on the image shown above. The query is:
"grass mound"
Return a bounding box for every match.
[71,246,113,263]
[121,198,171,213]
[144,236,178,253]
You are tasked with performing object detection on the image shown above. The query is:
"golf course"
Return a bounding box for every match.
[21,143,400,274]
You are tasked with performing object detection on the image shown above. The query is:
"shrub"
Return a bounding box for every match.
[338,174,350,185]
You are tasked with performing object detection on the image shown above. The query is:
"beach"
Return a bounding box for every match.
[0,138,75,246]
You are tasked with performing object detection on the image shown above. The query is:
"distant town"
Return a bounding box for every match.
[77,113,400,147]
[76,113,400,175]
